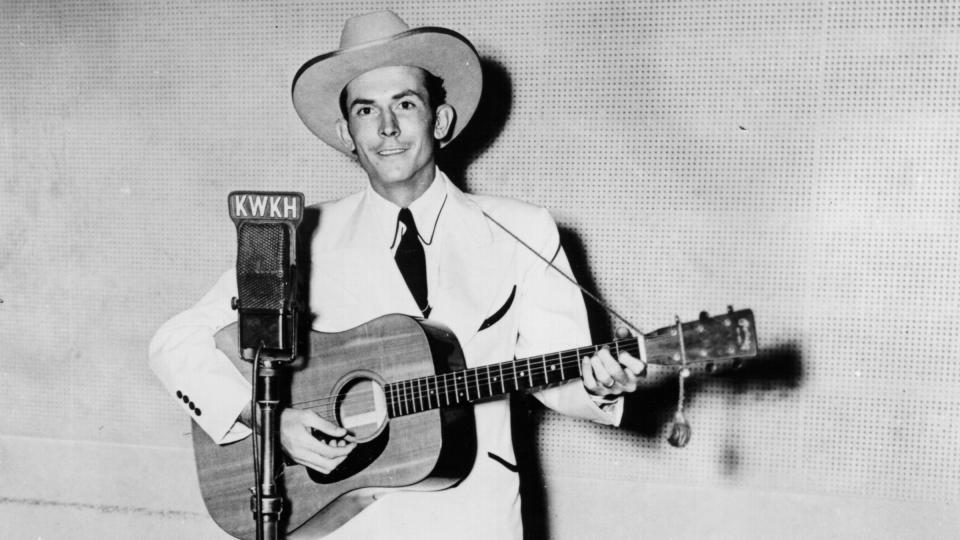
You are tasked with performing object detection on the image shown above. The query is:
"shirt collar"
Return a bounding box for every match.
[363,167,450,248]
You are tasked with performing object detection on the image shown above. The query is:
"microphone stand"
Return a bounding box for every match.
[251,349,285,540]
[241,289,299,540]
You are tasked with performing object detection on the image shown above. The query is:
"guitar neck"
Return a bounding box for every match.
[382,308,757,419]
[383,338,640,418]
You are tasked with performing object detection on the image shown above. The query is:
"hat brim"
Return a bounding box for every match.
[292,27,483,155]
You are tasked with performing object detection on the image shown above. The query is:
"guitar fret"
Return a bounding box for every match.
[498,363,506,394]
[443,373,451,406]
[527,357,534,387]
[486,365,493,399]
[394,382,401,416]
[410,379,417,414]
[463,371,470,401]
[420,378,428,411]
[474,367,482,401]
[512,360,519,391]
[405,379,413,415]
[387,384,396,418]
[408,379,414,413]
[416,377,424,412]
[452,372,460,403]
[437,375,443,408]
[427,376,436,410]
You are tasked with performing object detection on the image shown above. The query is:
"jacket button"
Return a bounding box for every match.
[176,390,183,399]
[182,395,189,404]
[195,408,202,416]
[188,401,195,410]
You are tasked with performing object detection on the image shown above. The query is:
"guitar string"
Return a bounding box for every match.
[286,341,648,411]
[288,340,650,411]
[284,306,732,411]
[291,341,644,408]
[287,322,740,413]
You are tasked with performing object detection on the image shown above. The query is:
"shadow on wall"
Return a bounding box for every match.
[517,226,805,539]
[438,58,513,189]
[558,227,615,339]
[558,226,805,442]
[515,343,804,540]
[619,341,804,438]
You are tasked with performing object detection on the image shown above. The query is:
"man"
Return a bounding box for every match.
[150,10,645,539]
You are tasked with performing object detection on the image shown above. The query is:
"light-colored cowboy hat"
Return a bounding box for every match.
[292,10,483,154]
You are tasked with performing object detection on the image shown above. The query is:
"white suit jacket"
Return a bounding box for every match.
[149,170,618,539]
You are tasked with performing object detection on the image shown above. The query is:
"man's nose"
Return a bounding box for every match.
[379,110,399,137]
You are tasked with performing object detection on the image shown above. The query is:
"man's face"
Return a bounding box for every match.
[337,66,452,197]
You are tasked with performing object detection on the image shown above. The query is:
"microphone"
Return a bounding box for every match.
[228,191,304,362]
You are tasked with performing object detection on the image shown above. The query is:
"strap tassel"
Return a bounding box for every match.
[667,410,691,448]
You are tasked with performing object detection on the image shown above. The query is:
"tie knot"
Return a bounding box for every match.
[398,208,418,236]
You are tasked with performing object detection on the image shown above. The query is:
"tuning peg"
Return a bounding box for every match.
[699,311,710,322]
[727,305,734,314]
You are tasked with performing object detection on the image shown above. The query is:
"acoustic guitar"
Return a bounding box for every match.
[193,309,758,539]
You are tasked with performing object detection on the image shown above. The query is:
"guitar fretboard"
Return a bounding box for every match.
[382,338,640,418]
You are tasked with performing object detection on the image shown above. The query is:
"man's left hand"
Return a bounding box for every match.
[580,327,646,398]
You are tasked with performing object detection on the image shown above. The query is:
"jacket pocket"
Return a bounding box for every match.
[478,285,516,331]
[487,451,519,472]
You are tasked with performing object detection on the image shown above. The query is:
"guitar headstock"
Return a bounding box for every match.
[643,307,758,367]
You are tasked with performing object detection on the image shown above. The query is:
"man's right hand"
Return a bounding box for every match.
[279,408,356,474]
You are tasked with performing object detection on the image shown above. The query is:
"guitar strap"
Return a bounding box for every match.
[483,211,693,447]
[481,211,644,337]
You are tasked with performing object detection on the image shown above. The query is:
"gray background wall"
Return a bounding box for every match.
[2,1,958,538]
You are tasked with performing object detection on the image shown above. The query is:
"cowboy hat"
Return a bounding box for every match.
[292,10,483,154]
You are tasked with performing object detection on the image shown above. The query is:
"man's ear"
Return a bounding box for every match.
[335,119,357,154]
[433,104,455,141]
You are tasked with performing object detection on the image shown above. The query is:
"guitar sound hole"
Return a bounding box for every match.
[335,374,388,443]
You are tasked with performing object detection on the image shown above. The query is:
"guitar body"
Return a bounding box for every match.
[192,314,477,539]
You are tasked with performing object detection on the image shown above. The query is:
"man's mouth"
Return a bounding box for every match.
[377,147,407,157]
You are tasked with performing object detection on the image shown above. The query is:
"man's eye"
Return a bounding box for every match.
[398,100,416,110]
[354,106,372,117]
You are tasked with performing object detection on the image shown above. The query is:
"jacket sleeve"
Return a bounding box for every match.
[148,269,253,444]
[512,208,623,426]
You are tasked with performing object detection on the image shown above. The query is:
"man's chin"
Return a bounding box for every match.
[374,170,413,184]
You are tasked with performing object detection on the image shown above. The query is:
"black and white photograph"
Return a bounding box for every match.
[1,1,958,539]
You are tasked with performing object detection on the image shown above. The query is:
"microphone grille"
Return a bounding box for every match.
[236,222,290,310]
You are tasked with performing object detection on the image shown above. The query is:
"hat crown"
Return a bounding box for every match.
[293,11,482,154]
[339,10,410,49]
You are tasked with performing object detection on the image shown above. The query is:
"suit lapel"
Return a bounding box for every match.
[308,192,421,331]
[428,187,516,348]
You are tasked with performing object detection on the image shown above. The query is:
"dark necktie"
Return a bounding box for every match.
[395,208,430,317]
